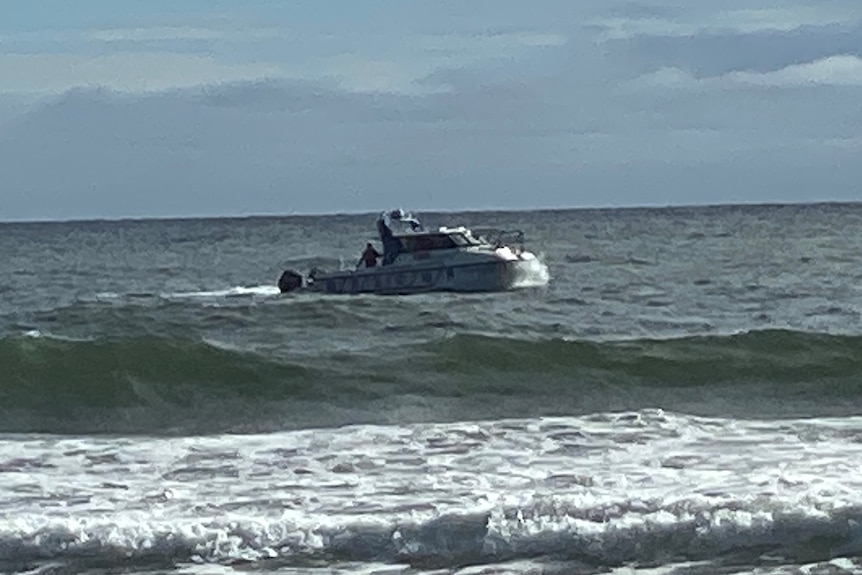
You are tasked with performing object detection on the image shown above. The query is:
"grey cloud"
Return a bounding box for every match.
[3,1,862,220]
[3,61,861,222]
[605,2,681,19]
[197,79,422,125]
[615,22,862,77]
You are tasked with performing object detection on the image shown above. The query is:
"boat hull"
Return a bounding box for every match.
[294,258,535,295]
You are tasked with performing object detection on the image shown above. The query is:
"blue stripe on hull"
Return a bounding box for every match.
[310,261,519,295]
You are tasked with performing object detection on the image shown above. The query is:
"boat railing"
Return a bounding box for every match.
[471,228,525,252]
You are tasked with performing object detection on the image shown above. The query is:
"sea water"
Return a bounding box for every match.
[2,204,862,574]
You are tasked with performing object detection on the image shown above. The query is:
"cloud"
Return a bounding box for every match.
[0,24,284,62]
[591,5,861,41]
[2,66,860,221]
[0,20,568,97]
[2,1,862,220]
[630,55,862,90]
[626,67,700,90]
[82,25,281,43]
[0,53,282,94]
[415,31,567,51]
[310,54,444,95]
[727,54,862,86]
[609,18,862,82]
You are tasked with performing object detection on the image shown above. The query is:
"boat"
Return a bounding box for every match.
[277,209,547,295]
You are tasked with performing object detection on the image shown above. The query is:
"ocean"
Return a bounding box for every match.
[2,203,862,575]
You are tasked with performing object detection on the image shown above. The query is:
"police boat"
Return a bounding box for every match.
[277,209,547,295]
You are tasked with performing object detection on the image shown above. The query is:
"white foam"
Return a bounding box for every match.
[163,285,281,299]
[513,254,551,288]
[3,412,862,570]
[19,329,92,342]
[94,291,121,300]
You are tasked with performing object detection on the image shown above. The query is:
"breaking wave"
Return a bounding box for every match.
[423,329,862,388]
[3,329,862,434]
[3,498,862,572]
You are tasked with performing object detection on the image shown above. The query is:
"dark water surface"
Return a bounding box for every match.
[2,203,862,574]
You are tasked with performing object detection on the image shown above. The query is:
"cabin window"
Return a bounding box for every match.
[450,233,480,246]
[399,234,459,252]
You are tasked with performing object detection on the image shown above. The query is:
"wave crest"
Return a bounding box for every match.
[3,329,862,434]
[425,329,862,387]
[3,501,862,571]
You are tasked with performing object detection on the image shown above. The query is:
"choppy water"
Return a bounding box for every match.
[2,203,862,574]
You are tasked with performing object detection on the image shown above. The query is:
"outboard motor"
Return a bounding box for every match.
[278,270,304,293]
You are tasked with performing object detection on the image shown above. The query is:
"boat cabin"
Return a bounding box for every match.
[395,229,483,253]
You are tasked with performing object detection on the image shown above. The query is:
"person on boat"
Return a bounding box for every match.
[377,209,422,265]
[358,242,382,268]
[377,211,401,265]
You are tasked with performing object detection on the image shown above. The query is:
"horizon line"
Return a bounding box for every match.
[1,198,860,225]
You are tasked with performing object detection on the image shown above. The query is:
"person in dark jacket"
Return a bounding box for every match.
[358,243,382,268]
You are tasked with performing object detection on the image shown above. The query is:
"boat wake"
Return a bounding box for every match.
[163,285,281,299]
[512,254,551,288]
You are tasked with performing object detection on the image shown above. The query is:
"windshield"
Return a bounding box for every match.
[398,233,479,252]
[450,233,481,246]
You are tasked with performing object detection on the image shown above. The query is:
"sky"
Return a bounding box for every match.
[0,1,861,221]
